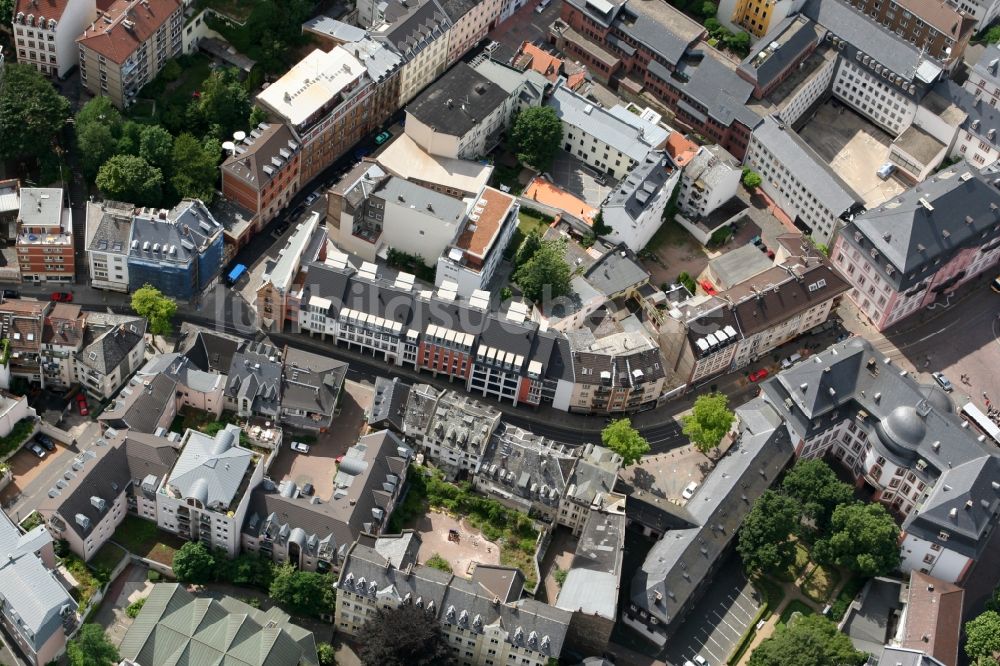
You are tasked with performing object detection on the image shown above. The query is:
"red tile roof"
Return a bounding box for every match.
[77,0,180,64]
[13,0,73,22]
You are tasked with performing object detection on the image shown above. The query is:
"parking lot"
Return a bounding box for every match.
[266,379,372,499]
[0,433,77,519]
[489,0,562,55]
[798,100,907,208]
[548,151,616,209]
[618,442,712,504]
[662,560,762,666]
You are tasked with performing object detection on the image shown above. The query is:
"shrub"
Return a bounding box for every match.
[125,597,146,618]
[0,417,36,458]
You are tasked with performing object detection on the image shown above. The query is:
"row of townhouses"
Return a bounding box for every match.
[0,300,146,400]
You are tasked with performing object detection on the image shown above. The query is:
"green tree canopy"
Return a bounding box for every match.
[742,169,762,189]
[76,96,123,130]
[0,0,13,23]
[171,133,220,203]
[172,542,216,584]
[682,392,735,453]
[249,105,269,128]
[139,125,175,171]
[510,106,563,171]
[96,155,163,207]
[813,502,900,577]
[75,97,125,177]
[269,564,337,618]
[748,614,866,666]
[0,64,71,163]
[131,284,178,335]
[359,603,451,666]
[67,624,120,666]
[514,228,543,267]
[601,418,651,466]
[116,120,146,156]
[513,237,572,303]
[780,459,854,532]
[316,642,336,666]
[698,1,718,17]
[737,490,800,574]
[193,68,251,140]
[965,611,1000,662]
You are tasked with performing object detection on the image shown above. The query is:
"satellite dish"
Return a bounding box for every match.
[233,131,247,142]
[222,141,236,152]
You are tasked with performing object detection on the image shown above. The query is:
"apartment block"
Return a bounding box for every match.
[841,0,973,66]
[441,0,502,67]
[77,0,183,108]
[241,430,412,573]
[156,425,265,558]
[12,0,97,77]
[335,531,570,666]
[745,115,864,245]
[15,188,74,284]
[0,511,76,666]
[761,337,1000,585]
[547,82,669,181]
[220,122,301,229]
[601,151,680,251]
[372,0,452,106]
[256,39,401,185]
[256,211,328,333]
[0,299,50,384]
[85,200,132,292]
[716,0,805,37]
[435,186,518,297]
[832,162,1000,330]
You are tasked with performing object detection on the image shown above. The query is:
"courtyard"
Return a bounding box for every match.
[266,379,372,500]
[798,100,907,208]
[412,510,501,578]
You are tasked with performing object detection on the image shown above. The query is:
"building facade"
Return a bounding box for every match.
[15,188,74,284]
[220,123,302,229]
[77,0,183,108]
[12,0,97,77]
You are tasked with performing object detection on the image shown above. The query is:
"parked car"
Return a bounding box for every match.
[30,444,46,458]
[535,0,551,12]
[35,436,55,452]
[304,192,320,206]
[374,130,392,146]
[290,441,310,454]
[781,353,802,369]
[932,371,954,392]
[877,163,896,180]
[682,481,699,500]
[693,657,709,666]
[748,368,769,382]
[50,292,73,302]
[1,289,19,299]
[991,274,1000,293]
[301,483,314,496]
[274,222,290,236]
[76,393,89,416]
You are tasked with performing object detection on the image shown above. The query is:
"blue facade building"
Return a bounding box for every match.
[126,200,224,300]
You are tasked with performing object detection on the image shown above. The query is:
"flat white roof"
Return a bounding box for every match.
[257,48,365,127]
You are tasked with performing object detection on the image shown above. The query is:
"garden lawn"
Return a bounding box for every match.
[778,599,816,627]
[112,516,184,567]
[89,542,127,579]
[753,575,786,612]
[801,563,841,604]
[63,555,106,608]
[518,210,550,236]
[644,218,692,254]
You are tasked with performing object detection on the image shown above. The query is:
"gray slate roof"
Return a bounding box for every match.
[227,341,283,416]
[77,315,146,375]
[752,115,863,214]
[650,50,760,128]
[844,161,1000,289]
[555,501,625,621]
[128,200,223,265]
[601,153,676,247]
[99,373,177,434]
[738,16,820,91]
[369,376,412,433]
[630,399,793,626]
[615,0,703,66]
[0,511,75,651]
[583,244,650,297]
[167,426,253,511]
[280,347,348,427]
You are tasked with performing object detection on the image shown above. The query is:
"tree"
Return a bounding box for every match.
[0,64,71,163]
[985,25,1000,43]
[591,211,613,237]
[813,502,900,577]
[67,624,120,666]
[269,563,337,618]
[965,611,1000,662]
[724,30,752,56]
[317,642,336,666]
[75,97,124,178]
[139,125,175,171]
[780,459,854,533]
[358,603,451,666]
[742,168,762,189]
[96,155,163,207]
[249,105,269,128]
[513,237,572,303]
[698,1,717,17]
[193,68,251,140]
[682,392,735,453]
[116,120,146,156]
[677,272,696,294]
[737,490,800,574]
[601,418,651,466]
[131,284,178,335]
[748,614,866,666]
[985,585,1000,613]
[510,106,562,171]
[171,133,220,203]
[0,0,13,23]
[514,228,543,267]
[172,542,216,583]
[76,96,123,131]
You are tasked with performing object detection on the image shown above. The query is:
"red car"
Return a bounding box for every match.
[749,368,770,382]
[75,393,89,416]
[50,292,73,302]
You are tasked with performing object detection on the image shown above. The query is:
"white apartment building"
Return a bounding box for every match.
[443,0,502,66]
[85,200,132,292]
[372,0,452,105]
[677,145,741,220]
[12,0,96,77]
[547,83,670,181]
[602,152,679,252]
[156,425,264,557]
[436,187,518,297]
[744,115,863,245]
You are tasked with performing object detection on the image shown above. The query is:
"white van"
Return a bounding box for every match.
[781,353,802,369]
